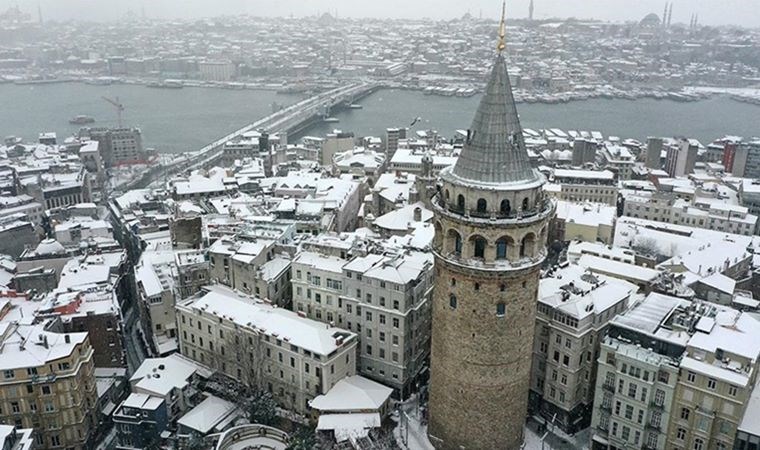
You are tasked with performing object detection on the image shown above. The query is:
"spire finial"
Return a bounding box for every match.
[497,1,506,53]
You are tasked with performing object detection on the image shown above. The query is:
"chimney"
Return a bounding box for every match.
[413,207,422,222]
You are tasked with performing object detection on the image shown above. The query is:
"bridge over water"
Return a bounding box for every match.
[121,82,379,190]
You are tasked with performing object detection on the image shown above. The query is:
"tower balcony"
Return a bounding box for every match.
[432,192,555,228]
[434,245,546,273]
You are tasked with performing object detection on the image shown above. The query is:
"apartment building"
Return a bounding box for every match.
[623,191,757,236]
[176,285,358,414]
[591,293,689,450]
[0,317,99,450]
[207,238,291,307]
[548,169,618,206]
[590,292,760,450]
[291,249,434,397]
[666,306,760,450]
[530,264,637,433]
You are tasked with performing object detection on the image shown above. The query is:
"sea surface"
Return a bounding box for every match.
[1,83,758,153]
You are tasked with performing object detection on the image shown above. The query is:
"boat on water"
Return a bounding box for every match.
[348,104,363,109]
[324,117,340,123]
[69,115,96,125]
[147,80,183,89]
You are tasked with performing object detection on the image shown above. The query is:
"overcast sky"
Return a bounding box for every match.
[6,0,759,27]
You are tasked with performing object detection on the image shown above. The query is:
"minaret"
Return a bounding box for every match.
[427,2,553,449]
[529,0,534,21]
[667,3,674,27]
[662,2,669,29]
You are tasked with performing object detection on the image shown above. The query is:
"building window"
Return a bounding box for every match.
[693,438,704,450]
[449,294,457,309]
[473,236,486,259]
[500,199,511,215]
[457,194,465,211]
[476,198,487,213]
[707,378,717,390]
[496,303,506,317]
[496,238,509,259]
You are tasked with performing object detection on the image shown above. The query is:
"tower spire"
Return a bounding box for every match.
[497,0,506,53]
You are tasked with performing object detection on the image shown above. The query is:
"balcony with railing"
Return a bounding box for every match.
[432,193,554,226]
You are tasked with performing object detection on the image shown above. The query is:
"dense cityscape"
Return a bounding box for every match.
[1,2,760,450]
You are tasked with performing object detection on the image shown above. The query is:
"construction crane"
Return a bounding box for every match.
[101,96,124,128]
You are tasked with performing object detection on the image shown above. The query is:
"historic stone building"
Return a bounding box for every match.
[427,15,554,450]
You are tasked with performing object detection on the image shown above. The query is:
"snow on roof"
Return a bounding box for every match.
[310,375,392,412]
[316,413,381,442]
[180,285,355,356]
[0,323,88,371]
[688,309,760,363]
[121,392,164,411]
[174,175,227,196]
[612,293,692,345]
[293,251,346,274]
[680,356,750,387]
[698,273,736,294]
[57,259,112,290]
[540,264,636,320]
[614,216,758,264]
[578,254,659,283]
[259,256,291,282]
[177,394,239,434]
[373,202,433,232]
[344,251,432,285]
[555,201,615,227]
[553,168,615,180]
[130,353,205,397]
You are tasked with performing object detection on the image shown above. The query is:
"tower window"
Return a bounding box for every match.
[474,282,480,291]
[496,238,510,259]
[476,198,487,213]
[451,278,456,287]
[500,284,506,292]
[500,199,511,216]
[449,294,457,309]
[457,194,465,212]
[472,236,486,259]
[522,197,530,211]
[496,303,506,317]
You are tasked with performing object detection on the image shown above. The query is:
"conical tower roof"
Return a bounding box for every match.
[450,52,540,187]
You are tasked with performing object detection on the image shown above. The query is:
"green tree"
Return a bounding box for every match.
[244,389,278,426]
[286,425,317,450]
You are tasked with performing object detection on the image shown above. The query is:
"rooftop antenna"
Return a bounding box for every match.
[497,0,506,53]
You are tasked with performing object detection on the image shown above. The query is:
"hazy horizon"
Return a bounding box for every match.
[3,0,759,28]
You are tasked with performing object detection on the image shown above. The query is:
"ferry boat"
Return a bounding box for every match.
[349,104,363,109]
[324,117,340,123]
[147,80,184,89]
[69,115,96,125]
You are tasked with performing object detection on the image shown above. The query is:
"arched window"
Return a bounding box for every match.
[449,294,457,309]
[476,198,487,213]
[474,282,480,291]
[520,233,536,258]
[457,194,465,212]
[500,199,511,216]
[472,236,487,259]
[451,278,456,286]
[447,229,462,256]
[522,197,530,211]
[496,302,506,317]
[496,237,510,259]
[445,189,450,200]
